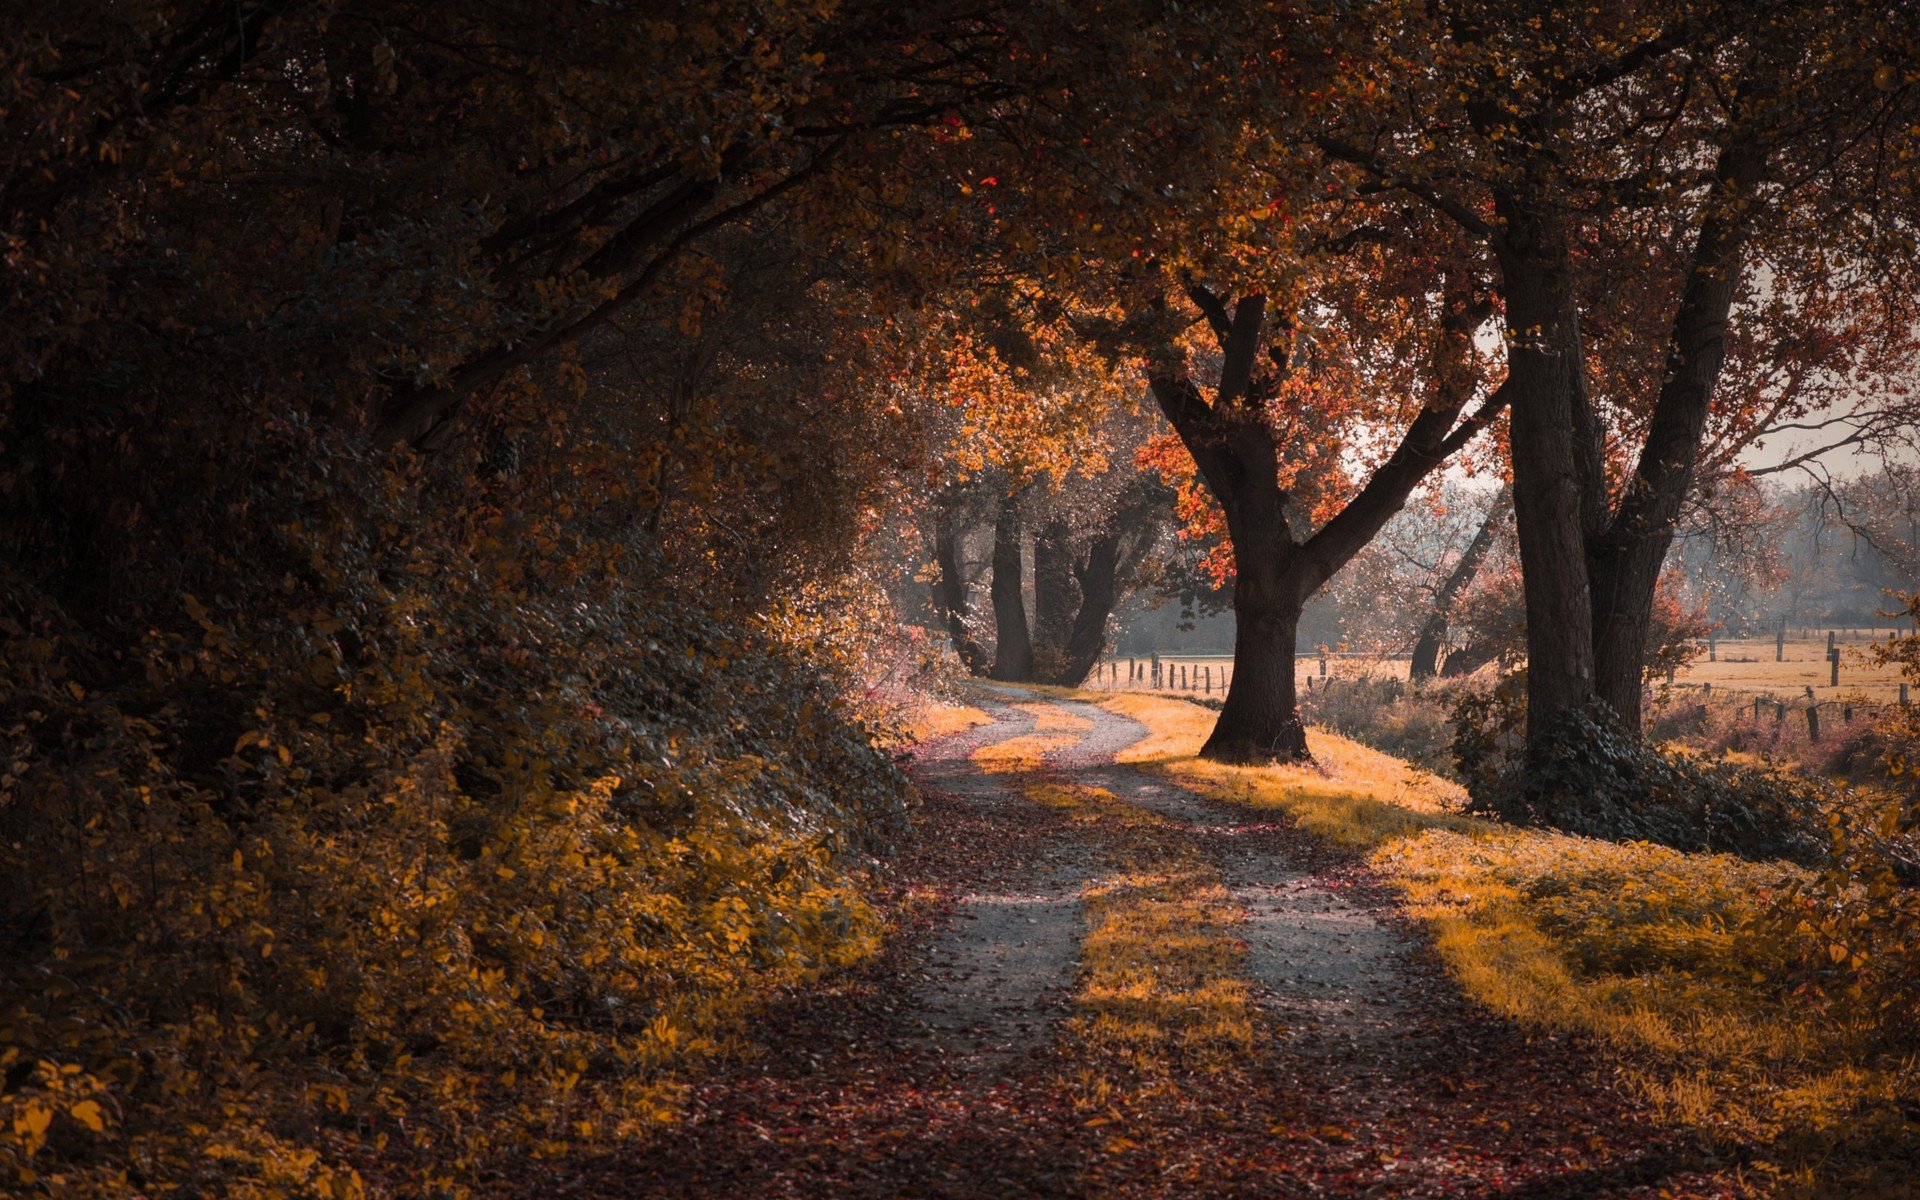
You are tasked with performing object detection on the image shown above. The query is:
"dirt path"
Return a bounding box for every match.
[560,691,1739,1199]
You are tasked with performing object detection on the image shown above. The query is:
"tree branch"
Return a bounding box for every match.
[1315,137,1505,249]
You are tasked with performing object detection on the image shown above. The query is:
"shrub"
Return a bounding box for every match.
[1451,681,1826,864]
[1764,796,1920,1044]
[0,433,908,1198]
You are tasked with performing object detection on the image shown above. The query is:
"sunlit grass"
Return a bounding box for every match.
[904,697,993,742]
[1096,690,1920,1197]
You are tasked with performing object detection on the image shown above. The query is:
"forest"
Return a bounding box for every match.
[2,1,1918,1197]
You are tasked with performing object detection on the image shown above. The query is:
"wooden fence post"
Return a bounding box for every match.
[1776,617,1786,662]
[1805,704,1820,742]
[1828,645,1841,687]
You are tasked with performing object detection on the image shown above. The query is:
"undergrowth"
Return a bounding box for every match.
[0,437,908,1198]
[1452,684,1828,865]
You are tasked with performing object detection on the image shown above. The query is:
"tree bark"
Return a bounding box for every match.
[1204,584,1308,762]
[1410,488,1507,681]
[1587,141,1765,732]
[931,507,990,675]
[988,496,1034,682]
[1493,198,1599,757]
[1031,518,1078,681]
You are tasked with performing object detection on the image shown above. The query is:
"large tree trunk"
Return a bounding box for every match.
[988,496,1034,682]
[1410,488,1506,682]
[1030,518,1078,682]
[1203,579,1308,763]
[1494,200,1600,758]
[931,508,990,675]
[1587,141,1764,733]
[1201,457,1312,762]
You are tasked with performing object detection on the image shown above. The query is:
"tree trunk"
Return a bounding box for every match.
[931,508,990,675]
[1030,518,1078,682]
[1145,282,1505,765]
[1495,199,1599,758]
[1048,532,1125,686]
[1587,141,1764,734]
[1203,582,1308,762]
[1410,488,1506,682]
[988,496,1033,682]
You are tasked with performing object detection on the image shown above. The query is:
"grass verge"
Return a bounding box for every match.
[1090,690,1920,1199]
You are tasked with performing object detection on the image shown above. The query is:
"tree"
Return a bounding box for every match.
[929,485,994,675]
[924,434,1169,686]
[1135,249,1508,761]
[1029,473,1169,684]
[1317,0,1920,761]
[1410,487,1511,682]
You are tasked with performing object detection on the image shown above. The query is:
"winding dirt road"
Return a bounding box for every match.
[557,690,1739,1199]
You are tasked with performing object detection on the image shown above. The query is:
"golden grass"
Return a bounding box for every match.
[1029,778,1254,1087]
[903,697,993,743]
[1097,692,1471,847]
[1086,634,1910,703]
[1675,637,1907,703]
[1094,691,1920,1197]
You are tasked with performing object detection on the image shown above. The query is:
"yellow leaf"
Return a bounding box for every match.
[15,1103,52,1141]
[69,1100,106,1133]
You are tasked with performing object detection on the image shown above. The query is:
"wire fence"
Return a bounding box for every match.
[1088,646,1915,737]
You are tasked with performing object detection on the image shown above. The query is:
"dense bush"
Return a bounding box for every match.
[1765,796,1920,1043]
[1451,680,1826,864]
[0,417,911,1197]
[0,8,941,1190]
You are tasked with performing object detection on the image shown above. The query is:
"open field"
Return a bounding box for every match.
[1098,629,1914,706]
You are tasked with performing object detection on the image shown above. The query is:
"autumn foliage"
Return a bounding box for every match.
[0,406,917,1194]
[0,3,943,1193]
[1,0,1918,1196]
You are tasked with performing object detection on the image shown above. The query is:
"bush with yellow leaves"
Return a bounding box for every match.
[0,416,908,1197]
